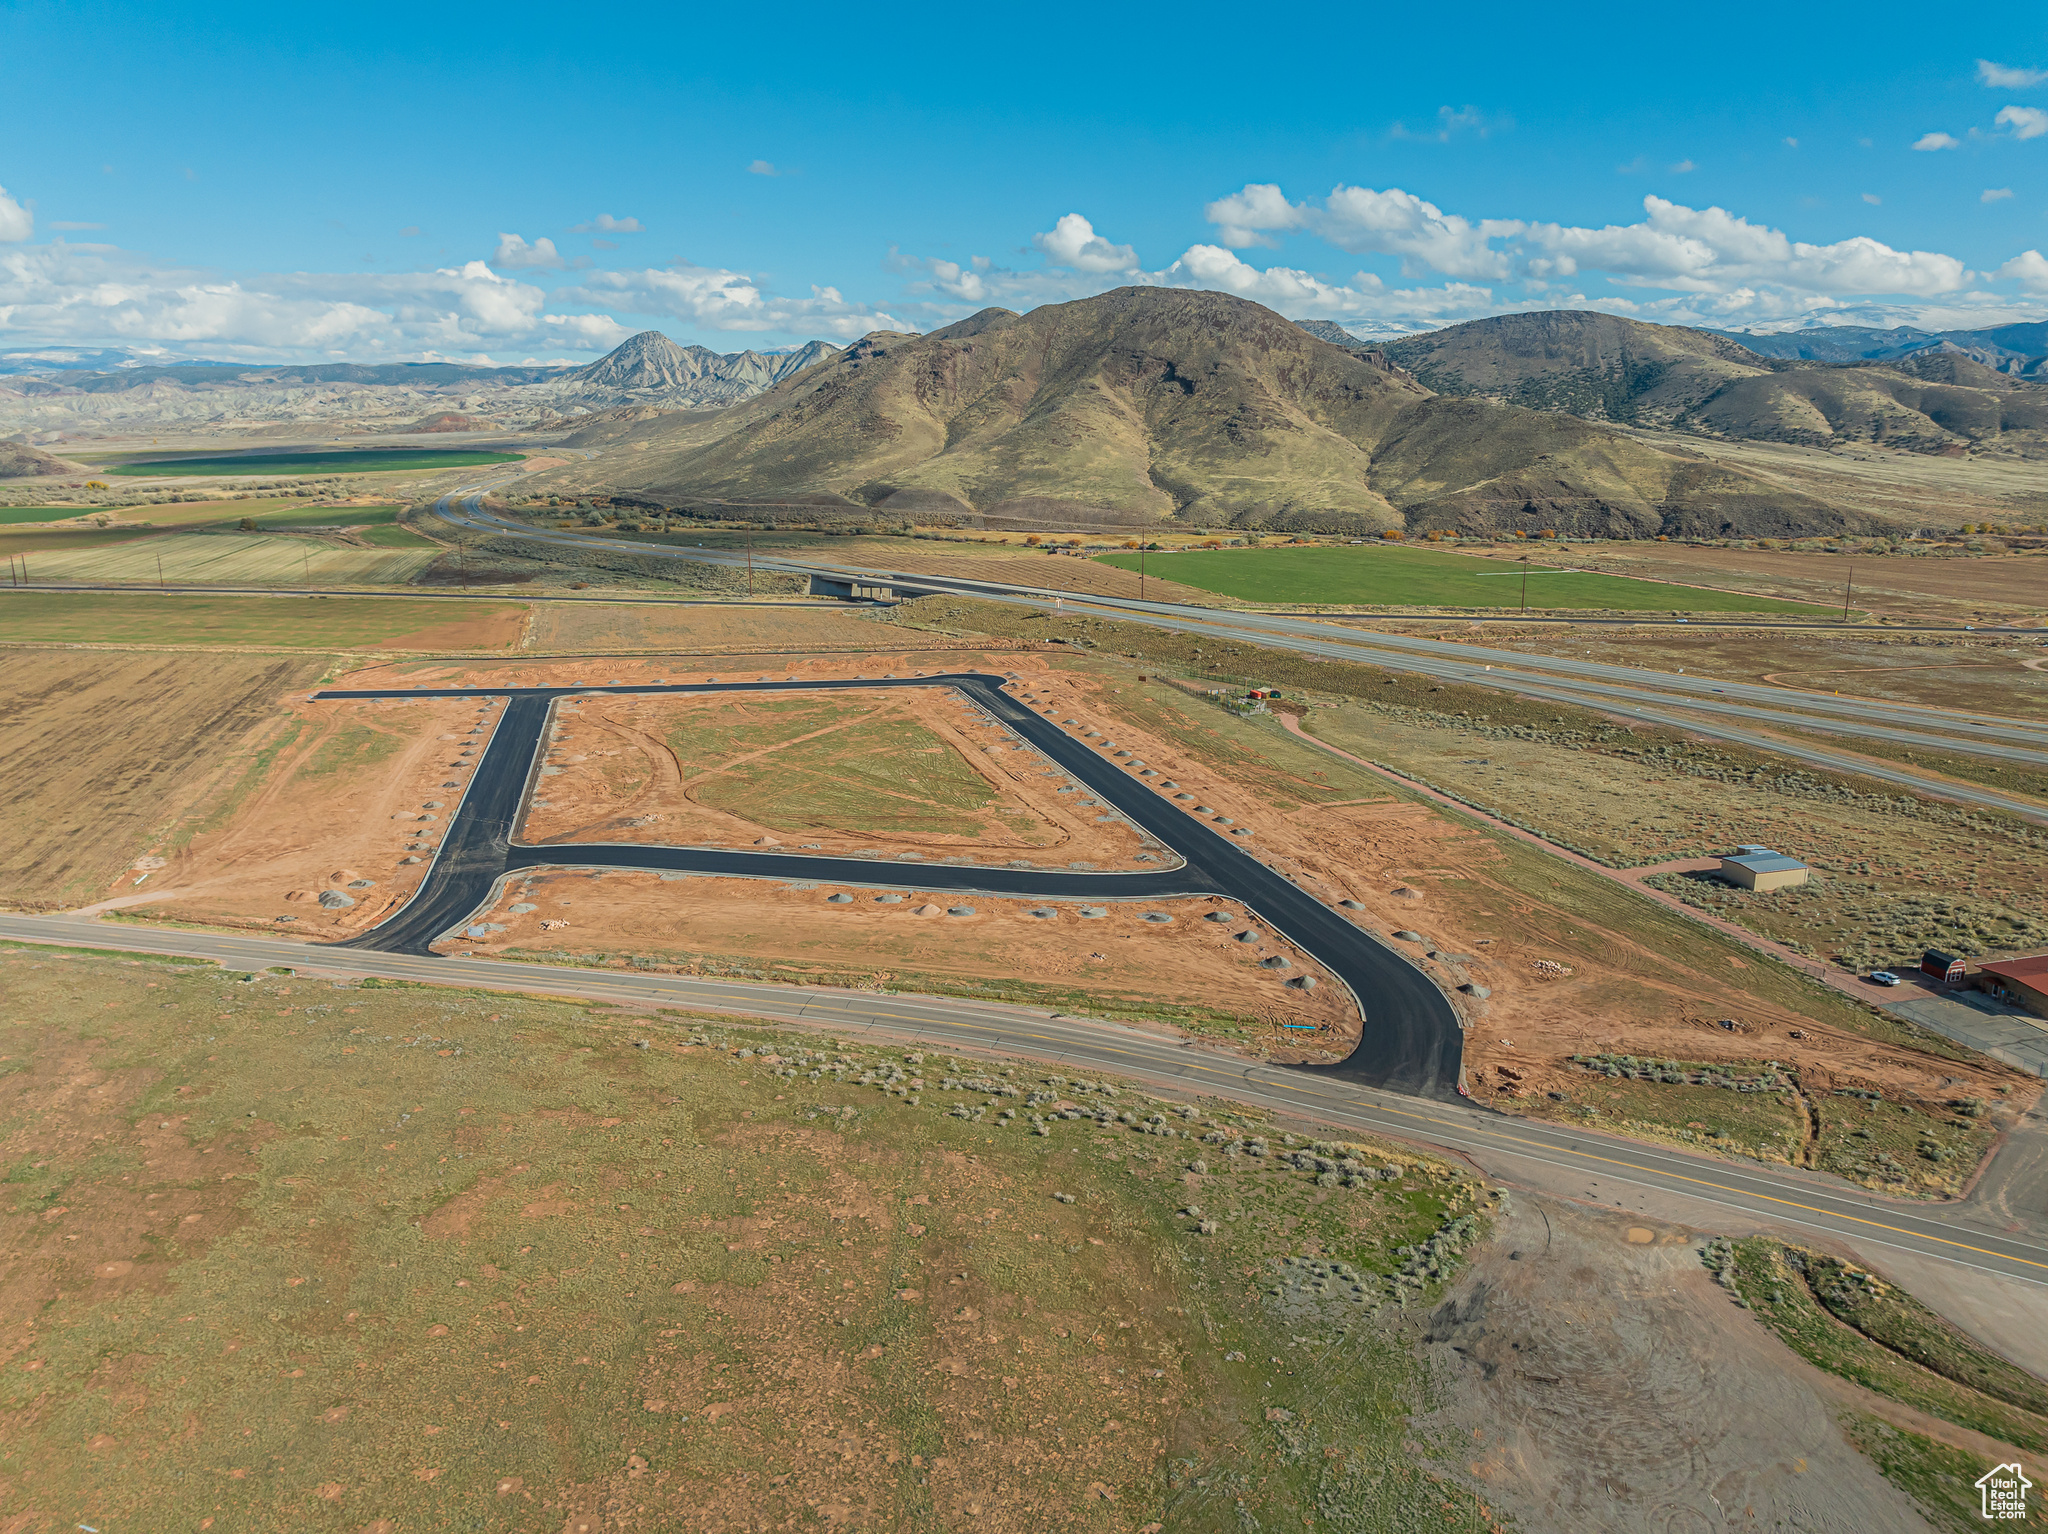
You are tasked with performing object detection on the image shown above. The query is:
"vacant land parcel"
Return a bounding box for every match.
[1094,542,1838,612]
[521,600,881,653]
[0,944,1497,1533]
[522,688,1159,866]
[0,592,526,649]
[13,531,438,586]
[0,649,324,908]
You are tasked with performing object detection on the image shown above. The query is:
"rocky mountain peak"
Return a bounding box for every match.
[569,330,706,390]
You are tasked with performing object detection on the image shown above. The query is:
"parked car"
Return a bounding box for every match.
[1868,970,1902,987]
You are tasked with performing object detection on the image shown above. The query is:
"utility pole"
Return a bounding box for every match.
[157,551,164,590]
[1139,542,1147,603]
[746,535,755,597]
[1520,556,1530,613]
[1842,560,1853,622]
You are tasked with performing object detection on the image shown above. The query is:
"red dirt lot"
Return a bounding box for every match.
[102,692,506,940]
[436,876,1359,1052]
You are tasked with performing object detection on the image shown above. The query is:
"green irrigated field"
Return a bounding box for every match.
[1094,543,1839,613]
[104,449,523,477]
[0,507,90,525]
[0,591,526,648]
[12,530,438,586]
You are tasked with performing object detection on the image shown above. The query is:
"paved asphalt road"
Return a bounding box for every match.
[316,671,1465,1098]
[2,911,2042,1290]
[436,498,2048,821]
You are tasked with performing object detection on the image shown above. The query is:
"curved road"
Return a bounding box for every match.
[317,671,1465,1099]
[1,912,2041,1292]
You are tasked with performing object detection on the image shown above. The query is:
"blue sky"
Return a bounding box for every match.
[3,0,2045,362]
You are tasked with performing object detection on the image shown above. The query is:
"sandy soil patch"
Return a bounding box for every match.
[1418,1199,1945,1531]
[112,693,505,940]
[521,686,1161,869]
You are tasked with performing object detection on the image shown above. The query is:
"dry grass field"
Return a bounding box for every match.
[1483,628,2048,715]
[114,694,502,941]
[523,600,882,654]
[0,592,526,650]
[12,530,438,586]
[0,943,1498,1533]
[1300,700,2048,975]
[1626,426,2048,529]
[0,650,325,908]
[1496,536,2048,621]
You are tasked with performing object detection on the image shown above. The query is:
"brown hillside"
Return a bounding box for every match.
[0,441,84,479]
[1686,367,2048,457]
[1384,310,1774,424]
[1385,309,2048,459]
[521,289,1861,539]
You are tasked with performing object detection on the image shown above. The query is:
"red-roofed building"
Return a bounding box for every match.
[1977,955,2048,1019]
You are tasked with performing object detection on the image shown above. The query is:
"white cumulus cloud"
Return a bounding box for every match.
[555,264,912,339]
[1032,214,1140,274]
[571,214,643,233]
[1522,195,1969,296]
[1996,105,2048,140]
[0,185,32,243]
[0,242,651,360]
[492,233,564,270]
[1913,132,1961,150]
[1978,59,2048,89]
[1998,250,2048,292]
[1203,184,1308,249]
[1983,187,2016,202]
[1200,185,1968,300]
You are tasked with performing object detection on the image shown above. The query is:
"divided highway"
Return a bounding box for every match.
[437,496,2048,822]
[317,672,1465,1098]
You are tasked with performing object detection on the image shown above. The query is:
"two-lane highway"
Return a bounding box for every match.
[1,912,2040,1290]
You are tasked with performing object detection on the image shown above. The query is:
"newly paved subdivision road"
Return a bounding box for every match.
[317,671,1464,1098]
[2,911,2042,1290]
[435,497,2048,821]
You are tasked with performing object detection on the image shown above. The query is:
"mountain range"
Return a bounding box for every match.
[0,332,842,440]
[517,288,1856,540]
[1709,321,2048,375]
[1380,311,2048,459]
